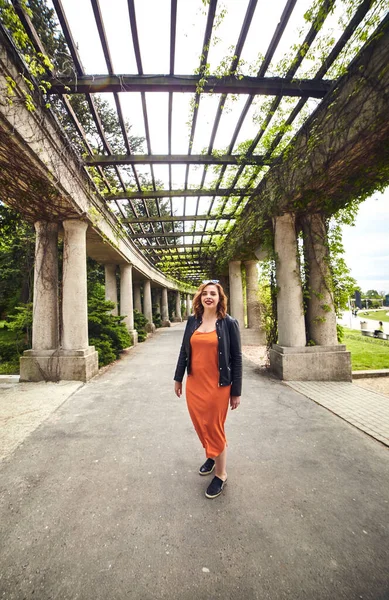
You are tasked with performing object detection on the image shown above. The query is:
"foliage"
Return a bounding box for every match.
[0,203,35,317]
[134,309,147,342]
[88,283,132,366]
[153,312,162,329]
[0,304,32,373]
[257,258,278,352]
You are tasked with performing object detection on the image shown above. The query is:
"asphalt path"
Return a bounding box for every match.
[0,323,388,599]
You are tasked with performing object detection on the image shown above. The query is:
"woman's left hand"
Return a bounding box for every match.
[230,396,241,410]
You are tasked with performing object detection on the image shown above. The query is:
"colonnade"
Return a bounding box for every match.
[225,212,351,380]
[20,219,192,382]
[21,211,351,383]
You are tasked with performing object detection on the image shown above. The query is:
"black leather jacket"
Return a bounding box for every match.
[174,314,242,396]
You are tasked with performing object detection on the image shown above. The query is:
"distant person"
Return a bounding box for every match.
[373,321,384,337]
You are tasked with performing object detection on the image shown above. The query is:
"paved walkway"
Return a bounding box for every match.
[0,323,388,600]
[286,381,389,447]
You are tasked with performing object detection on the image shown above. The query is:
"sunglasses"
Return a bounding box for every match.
[202,279,219,284]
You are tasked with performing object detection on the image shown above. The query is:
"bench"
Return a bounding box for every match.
[361,330,389,340]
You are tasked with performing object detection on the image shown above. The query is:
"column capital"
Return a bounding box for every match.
[62,219,88,233]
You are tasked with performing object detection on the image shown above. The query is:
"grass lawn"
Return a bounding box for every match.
[343,329,389,370]
[357,309,389,323]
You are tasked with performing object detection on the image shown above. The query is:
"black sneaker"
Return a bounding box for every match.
[199,458,215,476]
[205,476,227,499]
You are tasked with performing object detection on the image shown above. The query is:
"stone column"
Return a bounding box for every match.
[31,221,59,350]
[62,220,89,350]
[186,294,192,318]
[302,213,338,346]
[229,260,244,328]
[133,282,142,313]
[269,213,351,381]
[245,260,261,329]
[173,291,182,322]
[161,287,171,327]
[120,263,138,345]
[21,219,98,382]
[155,289,161,316]
[143,280,155,333]
[104,264,118,316]
[243,260,266,345]
[273,213,306,347]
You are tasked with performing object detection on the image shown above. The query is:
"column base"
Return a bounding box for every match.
[172,317,182,322]
[241,328,266,346]
[269,344,352,382]
[20,347,99,382]
[161,320,171,327]
[129,329,138,345]
[145,323,156,334]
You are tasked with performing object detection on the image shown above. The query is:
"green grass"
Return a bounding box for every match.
[343,329,389,370]
[357,309,389,323]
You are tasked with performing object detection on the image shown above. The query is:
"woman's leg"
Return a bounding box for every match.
[214,446,227,481]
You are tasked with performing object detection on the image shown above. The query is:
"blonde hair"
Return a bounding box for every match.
[192,282,227,319]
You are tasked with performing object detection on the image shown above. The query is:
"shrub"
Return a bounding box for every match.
[134,309,147,342]
[88,284,132,366]
[153,312,162,328]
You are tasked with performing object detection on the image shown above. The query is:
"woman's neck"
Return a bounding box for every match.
[202,307,217,320]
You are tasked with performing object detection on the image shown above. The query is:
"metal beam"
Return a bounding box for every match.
[86,154,265,166]
[122,214,233,223]
[48,75,332,97]
[106,188,252,200]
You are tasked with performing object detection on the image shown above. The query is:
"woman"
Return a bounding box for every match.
[174,280,242,499]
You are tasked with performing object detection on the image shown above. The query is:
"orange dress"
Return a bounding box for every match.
[186,330,231,458]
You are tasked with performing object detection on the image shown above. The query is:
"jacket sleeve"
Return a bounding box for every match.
[174,318,191,382]
[229,317,242,397]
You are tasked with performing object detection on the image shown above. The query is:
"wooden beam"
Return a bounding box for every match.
[123,214,233,223]
[130,231,226,238]
[106,188,251,200]
[86,154,265,166]
[48,74,332,98]
[146,244,216,250]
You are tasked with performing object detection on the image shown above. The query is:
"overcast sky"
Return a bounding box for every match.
[53,0,388,294]
[342,189,389,296]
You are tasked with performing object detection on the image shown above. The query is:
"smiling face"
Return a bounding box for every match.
[201,284,220,311]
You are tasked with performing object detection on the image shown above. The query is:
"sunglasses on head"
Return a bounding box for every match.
[202,279,219,284]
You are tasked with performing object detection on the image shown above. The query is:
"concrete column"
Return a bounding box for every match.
[62,220,89,350]
[161,287,171,326]
[120,264,138,344]
[143,280,155,333]
[155,289,161,316]
[31,221,59,350]
[20,220,98,382]
[302,213,338,345]
[104,264,118,316]
[273,213,306,347]
[186,294,192,318]
[174,291,182,322]
[242,260,266,345]
[244,260,261,329]
[229,260,244,328]
[133,282,142,313]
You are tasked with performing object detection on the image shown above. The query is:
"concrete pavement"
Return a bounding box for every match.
[0,323,388,600]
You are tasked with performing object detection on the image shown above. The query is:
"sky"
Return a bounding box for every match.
[49,0,389,294]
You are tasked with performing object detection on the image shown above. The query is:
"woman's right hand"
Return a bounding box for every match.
[174,381,182,398]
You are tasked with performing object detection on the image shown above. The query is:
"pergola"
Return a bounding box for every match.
[4,0,388,285]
